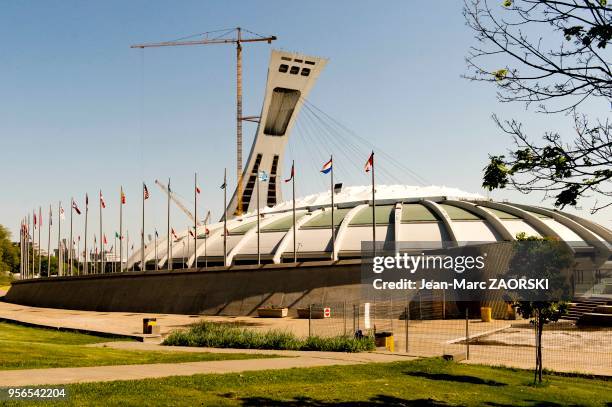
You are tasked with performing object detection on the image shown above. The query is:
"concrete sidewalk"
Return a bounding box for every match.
[0,348,412,386]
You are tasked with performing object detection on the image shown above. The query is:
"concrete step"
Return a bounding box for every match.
[577,312,612,327]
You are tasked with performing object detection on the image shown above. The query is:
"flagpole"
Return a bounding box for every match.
[167,178,171,271]
[77,237,80,275]
[126,232,130,272]
[26,215,30,278]
[99,191,103,274]
[257,171,261,265]
[194,172,197,268]
[292,160,297,263]
[28,215,32,278]
[141,183,145,271]
[19,220,23,278]
[119,187,123,273]
[69,198,74,275]
[204,215,208,268]
[371,151,376,258]
[84,195,88,275]
[223,169,227,267]
[114,234,117,273]
[38,207,42,276]
[330,155,335,260]
[57,201,62,277]
[32,210,36,276]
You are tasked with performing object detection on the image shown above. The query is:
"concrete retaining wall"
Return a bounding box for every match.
[4,260,363,316]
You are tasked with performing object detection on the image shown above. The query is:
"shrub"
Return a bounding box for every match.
[163,322,375,353]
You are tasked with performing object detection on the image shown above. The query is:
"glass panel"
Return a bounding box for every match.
[229,221,257,235]
[401,204,438,222]
[482,207,520,219]
[261,212,307,232]
[301,208,352,229]
[349,205,395,226]
[439,204,481,220]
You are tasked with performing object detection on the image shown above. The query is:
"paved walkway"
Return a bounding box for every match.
[0,345,411,386]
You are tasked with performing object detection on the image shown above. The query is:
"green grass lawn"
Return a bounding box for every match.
[6,358,610,406]
[0,322,275,370]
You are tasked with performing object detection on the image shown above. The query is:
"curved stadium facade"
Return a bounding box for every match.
[127,184,612,270]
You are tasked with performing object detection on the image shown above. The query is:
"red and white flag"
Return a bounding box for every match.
[100,191,106,208]
[121,188,126,205]
[195,185,201,194]
[72,199,81,215]
[59,205,65,221]
[365,152,374,172]
[143,183,150,200]
[33,213,37,229]
[284,162,294,183]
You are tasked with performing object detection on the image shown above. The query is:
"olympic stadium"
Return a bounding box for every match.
[6,48,612,317]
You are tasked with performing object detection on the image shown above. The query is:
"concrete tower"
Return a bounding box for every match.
[226,49,328,217]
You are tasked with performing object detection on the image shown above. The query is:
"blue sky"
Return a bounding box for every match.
[1,0,609,247]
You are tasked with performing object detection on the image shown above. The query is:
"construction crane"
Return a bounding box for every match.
[131,27,277,216]
[154,179,198,225]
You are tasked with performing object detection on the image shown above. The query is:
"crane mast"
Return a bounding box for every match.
[131,27,277,216]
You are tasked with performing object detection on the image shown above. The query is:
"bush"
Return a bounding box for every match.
[163,322,375,353]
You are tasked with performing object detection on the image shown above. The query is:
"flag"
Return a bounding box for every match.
[143,183,150,200]
[205,228,210,236]
[72,200,81,215]
[33,213,37,228]
[85,193,89,208]
[171,228,178,240]
[155,229,159,238]
[121,188,126,204]
[103,234,107,245]
[195,185,201,194]
[320,158,333,174]
[131,244,134,250]
[59,206,65,220]
[50,208,53,226]
[100,191,106,208]
[189,229,195,238]
[284,163,294,183]
[78,235,80,241]
[115,231,120,239]
[365,152,374,172]
[220,181,226,189]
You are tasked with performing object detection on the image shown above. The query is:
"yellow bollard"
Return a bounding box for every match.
[385,335,394,352]
[480,307,492,322]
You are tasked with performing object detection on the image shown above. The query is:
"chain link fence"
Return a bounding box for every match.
[296,299,612,374]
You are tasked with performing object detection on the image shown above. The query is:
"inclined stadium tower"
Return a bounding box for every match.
[126,49,612,272]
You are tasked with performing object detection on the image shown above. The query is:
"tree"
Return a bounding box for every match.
[507,233,574,383]
[0,225,20,273]
[464,0,611,213]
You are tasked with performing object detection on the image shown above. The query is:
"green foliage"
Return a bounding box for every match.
[0,225,20,274]
[508,233,575,383]
[163,321,376,352]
